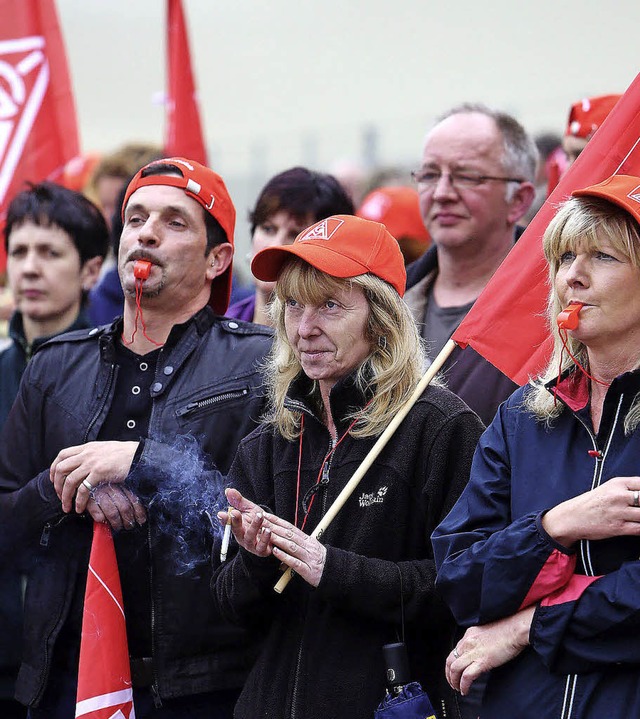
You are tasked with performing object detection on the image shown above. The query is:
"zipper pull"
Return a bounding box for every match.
[40,523,51,547]
[151,681,163,708]
[588,449,603,459]
[321,462,330,486]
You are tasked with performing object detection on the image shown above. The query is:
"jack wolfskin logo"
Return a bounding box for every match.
[0,36,49,206]
[298,217,344,242]
[358,485,388,507]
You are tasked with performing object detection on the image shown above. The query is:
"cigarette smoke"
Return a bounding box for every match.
[128,434,227,574]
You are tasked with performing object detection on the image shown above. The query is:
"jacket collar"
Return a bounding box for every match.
[9,308,92,359]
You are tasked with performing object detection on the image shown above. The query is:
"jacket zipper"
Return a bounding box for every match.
[147,519,162,707]
[83,363,116,442]
[291,437,335,717]
[557,394,624,719]
[175,388,249,417]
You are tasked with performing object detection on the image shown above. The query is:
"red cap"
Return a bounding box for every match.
[251,214,406,296]
[565,94,622,139]
[356,186,430,245]
[123,157,236,314]
[572,174,640,225]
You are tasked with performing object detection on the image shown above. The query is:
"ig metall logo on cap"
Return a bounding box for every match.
[628,185,640,203]
[298,217,344,242]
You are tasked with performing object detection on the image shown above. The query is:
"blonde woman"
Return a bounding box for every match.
[213,215,484,719]
[434,174,640,719]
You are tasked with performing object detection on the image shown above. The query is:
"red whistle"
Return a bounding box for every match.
[133,259,152,280]
[557,302,583,330]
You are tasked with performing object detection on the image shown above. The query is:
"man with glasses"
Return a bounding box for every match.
[405,103,538,425]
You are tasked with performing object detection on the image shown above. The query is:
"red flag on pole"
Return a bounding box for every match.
[452,73,640,385]
[165,0,208,164]
[75,522,135,719]
[0,0,80,272]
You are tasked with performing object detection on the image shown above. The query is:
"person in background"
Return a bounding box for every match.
[226,166,354,325]
[0,182,108,430]
[0,181,108,719]
[405,102,537,426]
[562,94,622,167]
[433,174,640,719]
[214,215,484,719]
[357,185,431,265]
[0,158,273,718]
[84,143,164,230]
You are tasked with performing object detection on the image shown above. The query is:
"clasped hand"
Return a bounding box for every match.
[219,487,327,587]
[50,441,145,530]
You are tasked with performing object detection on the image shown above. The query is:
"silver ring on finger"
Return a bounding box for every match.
[453,646,460,659]
[82,479,93,492]
[632,490,640,508]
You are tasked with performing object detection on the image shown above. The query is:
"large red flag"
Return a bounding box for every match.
[0,0,80,272]
[165,0,208,164]
[75,522,135,719]
[452,73,640,385]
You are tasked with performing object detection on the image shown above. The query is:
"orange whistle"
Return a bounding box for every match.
[133,259,152,280]
[557,302,583,330]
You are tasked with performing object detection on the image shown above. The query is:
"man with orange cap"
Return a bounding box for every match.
[0,158,273,717]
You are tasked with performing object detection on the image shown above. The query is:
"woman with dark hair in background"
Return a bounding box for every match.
[226,166,354,325]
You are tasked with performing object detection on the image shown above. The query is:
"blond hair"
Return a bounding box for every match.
[263,259,429,440]
[524,194,640,430]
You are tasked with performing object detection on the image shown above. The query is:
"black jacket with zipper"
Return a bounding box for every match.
[212,373,484,719]
[0,306,272,707]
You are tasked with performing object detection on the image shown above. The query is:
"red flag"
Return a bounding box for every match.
[75,522,135,719]
[452,74,640,385]
[0,0,80,272]
[165,0,208,164]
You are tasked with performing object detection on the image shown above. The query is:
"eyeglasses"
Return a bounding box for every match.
[411,169,524,192]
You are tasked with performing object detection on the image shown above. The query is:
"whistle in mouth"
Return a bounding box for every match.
[133,259,152,280]
[557,302,584,330]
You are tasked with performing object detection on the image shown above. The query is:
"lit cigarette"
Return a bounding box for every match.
[220,506,232,562]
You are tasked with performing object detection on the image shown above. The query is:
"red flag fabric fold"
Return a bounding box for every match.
[75,522,135,719]
[0,0,80,271]
[165,0,208,164]
[452,73,640,385]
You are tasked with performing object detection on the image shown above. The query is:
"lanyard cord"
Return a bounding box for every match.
[554,329,610,405]
[121,278,164,347]
[294,398,373,531]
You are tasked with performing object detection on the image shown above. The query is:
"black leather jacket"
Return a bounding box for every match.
[0,307,272,707]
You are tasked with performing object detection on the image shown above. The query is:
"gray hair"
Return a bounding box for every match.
[436,103,539,200]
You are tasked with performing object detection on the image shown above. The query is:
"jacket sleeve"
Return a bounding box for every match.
[532,560,640,672]
[0,367,63,557]
[314,409,485,624]
[432,404,576,627]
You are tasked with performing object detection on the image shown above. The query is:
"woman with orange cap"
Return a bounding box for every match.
[434,174,640,718]
[213,215,484,719]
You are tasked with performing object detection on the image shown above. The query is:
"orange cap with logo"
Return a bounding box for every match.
[565,94,622,139]
[122,157,236,314]
[251,214,406,296]
[356,186,430,245]
[572,174,640,225]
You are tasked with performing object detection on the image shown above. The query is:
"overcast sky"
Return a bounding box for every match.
[56,0,640,178]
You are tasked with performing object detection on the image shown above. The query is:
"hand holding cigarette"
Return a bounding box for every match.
[217,488,272,559]
[219,488,326,587]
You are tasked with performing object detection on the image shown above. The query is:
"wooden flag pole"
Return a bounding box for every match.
[273,339,457,594]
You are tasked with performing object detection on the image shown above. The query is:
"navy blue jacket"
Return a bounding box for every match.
[433,370,640,719]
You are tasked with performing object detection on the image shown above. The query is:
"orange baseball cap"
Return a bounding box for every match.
[122,157,236,314]
[251,214,406,296]
[356,186,430,245]
[566,94,622,139]
[572,174,640,225]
